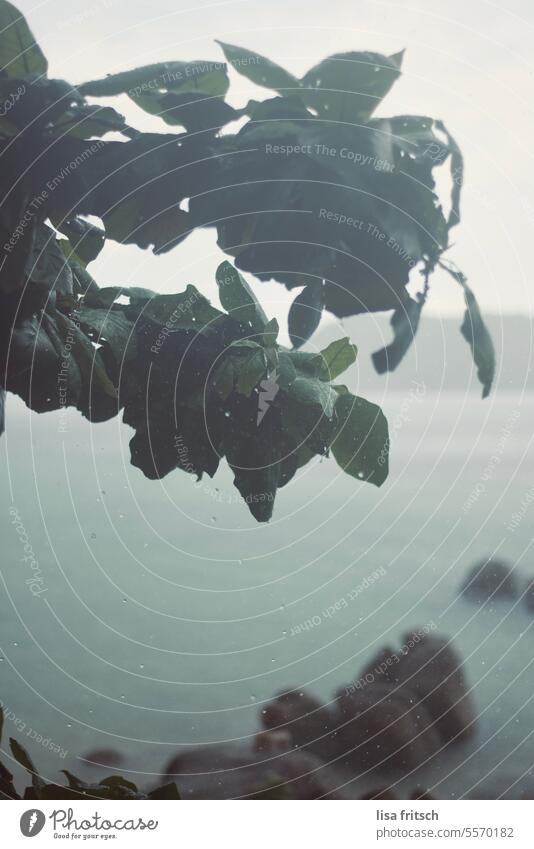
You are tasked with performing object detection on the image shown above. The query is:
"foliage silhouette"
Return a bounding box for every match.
[0,0,494,517]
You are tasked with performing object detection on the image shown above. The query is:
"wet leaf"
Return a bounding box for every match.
[53,216,105,264]
[79,61,229,98]
[331,392,389,486]
[216,41,299,94]
[316,337,357,380]
[216,261,268,330]
[460,283,495,398]
[372,294,425,374]
[301,50,404,122]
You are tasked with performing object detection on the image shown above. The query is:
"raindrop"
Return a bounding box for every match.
[139,664,145,670]
[224,410,231,417]
[250,695,257,702]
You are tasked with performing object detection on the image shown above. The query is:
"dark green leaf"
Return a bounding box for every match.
[301,50,404,122]
[53,216,105,264]
[436,119,463,233]
[261,317,279,348]
[214,341,267,399]
[130,89,238,132]
[79,61,229,98]
[0,0,48,78]
[460,283,495,398]
[77,304,136,367]
[50,104,126,139]
[27,225,73,294]
[288,376,337,418]
[216,41,299,93]
[216,261,268,330]
[372,294,425,373]
[141,285,223,331]
[331,392,389,486]
[103,196,190,254]
[316,337,357,380]
[9,737,38,777]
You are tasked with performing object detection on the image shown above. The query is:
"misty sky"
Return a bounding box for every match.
[16,0,534,328]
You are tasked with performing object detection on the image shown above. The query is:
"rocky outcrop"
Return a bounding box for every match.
[461,559,517,603]
[164,630,475,798]
[259,632,475,782]
[162,730,344,799]
[260,690,337,762]
[380,633,476,744]
[332,680,442,770]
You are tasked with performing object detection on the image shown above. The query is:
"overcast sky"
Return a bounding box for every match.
[17,0,534,327]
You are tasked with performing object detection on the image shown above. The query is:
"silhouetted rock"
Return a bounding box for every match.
[461,559,517,603]
[382,633,476,744]
[261,690,337,762]
[162,730,343,799]
[333,681,442,771]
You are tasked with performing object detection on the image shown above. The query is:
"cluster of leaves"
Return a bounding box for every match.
[6,232,389,520]
[0,0,495,514]
[0,1,494,388]
[0,705,180,800]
